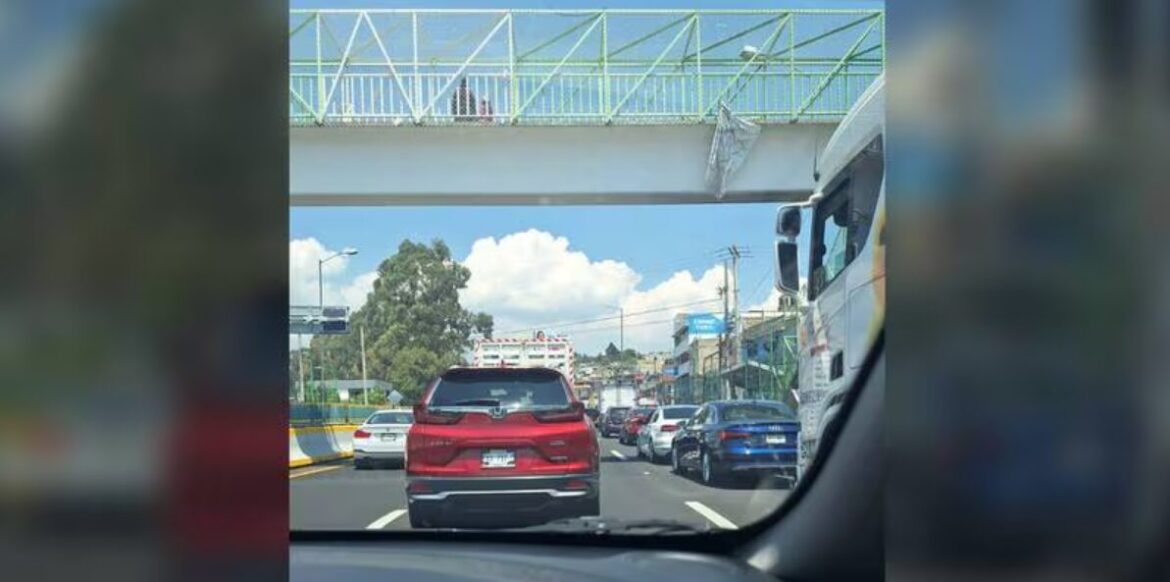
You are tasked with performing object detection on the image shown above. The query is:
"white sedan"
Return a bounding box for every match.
[636,405,699,463]
[352,409,414,469]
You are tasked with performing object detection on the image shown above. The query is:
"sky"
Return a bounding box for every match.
[291,204,799,355]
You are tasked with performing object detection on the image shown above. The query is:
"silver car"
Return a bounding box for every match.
[636,405,699,463]
[353,409,414,469]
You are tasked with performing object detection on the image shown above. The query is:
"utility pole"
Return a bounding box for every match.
[731,245,742,374]
[297,334,306,402]
[360,324,368,405]
[619,307,624,352]
[715,244,752,400]
[720,260,729,399]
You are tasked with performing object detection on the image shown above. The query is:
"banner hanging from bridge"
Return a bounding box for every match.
[705,102,761,199]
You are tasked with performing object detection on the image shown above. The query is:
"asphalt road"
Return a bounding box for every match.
[291,438,790,531]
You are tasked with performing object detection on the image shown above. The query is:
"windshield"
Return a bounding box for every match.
[720,403,796,421]
[365,412,413,425]
[430,372,569,409]
[662,407,699,419]
[288,6,885,537]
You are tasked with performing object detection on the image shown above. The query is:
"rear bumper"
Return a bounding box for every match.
[353,450,405,461]
[715,449,798,472]
[406,474,599,524]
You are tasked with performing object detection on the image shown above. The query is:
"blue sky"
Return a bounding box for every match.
[291,204,781,307]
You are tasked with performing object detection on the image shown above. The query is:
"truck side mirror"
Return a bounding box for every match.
[777,242,800,294]
[775,205,803,295]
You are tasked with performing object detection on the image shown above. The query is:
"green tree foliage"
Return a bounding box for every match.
[604,343,620,358]
[310,240,493,404]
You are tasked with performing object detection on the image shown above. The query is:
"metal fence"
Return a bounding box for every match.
[290,402,384,426]
[290,8,884,126]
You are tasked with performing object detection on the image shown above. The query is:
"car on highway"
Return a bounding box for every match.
[405,367,601,529]
[618,406,656,445]
[599,406,629,438]
[352,409,414,469]
[670,400,800,487]
[635,404,699,463]
[585,407,601,425]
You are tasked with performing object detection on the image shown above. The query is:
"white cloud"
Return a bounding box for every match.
[289,238,376,349]
[460,229,726,354]
[461,228,640,319]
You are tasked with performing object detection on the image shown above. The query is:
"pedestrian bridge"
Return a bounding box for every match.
[289,8,884,205]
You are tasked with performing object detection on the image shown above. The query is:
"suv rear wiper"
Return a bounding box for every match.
[513,517,711,535]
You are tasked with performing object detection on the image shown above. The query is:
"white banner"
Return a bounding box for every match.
[705,102,762,199]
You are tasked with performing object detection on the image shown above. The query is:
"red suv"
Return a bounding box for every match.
[405,367,600,529]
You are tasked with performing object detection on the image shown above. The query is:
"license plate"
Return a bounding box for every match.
[481,449,516,468]
[380,433,397,442]
[766,435,786,444]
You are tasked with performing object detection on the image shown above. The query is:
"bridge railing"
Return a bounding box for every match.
[290,9,884,126]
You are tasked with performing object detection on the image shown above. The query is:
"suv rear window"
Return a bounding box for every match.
[606,408,629,419]
[430,369,569,409]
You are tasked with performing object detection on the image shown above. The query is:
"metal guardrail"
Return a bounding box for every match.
[290,9,884,126]
[290,403,383,426]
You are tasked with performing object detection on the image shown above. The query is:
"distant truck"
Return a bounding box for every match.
[471,332,575,382]
[597,384,636,415]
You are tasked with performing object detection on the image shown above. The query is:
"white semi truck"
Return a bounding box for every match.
[775,74,885,479]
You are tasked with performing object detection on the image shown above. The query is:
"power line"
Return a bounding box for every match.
[493,297,721,336]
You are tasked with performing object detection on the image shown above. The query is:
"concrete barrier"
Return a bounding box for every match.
[289,425,359,468]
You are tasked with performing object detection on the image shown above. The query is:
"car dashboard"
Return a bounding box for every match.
[290,540,777,582]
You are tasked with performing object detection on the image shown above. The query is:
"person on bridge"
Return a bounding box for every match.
[451,77,477,122]
[478,97,494,124]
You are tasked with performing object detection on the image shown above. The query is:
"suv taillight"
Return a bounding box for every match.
[412,404,464,425]
[534,402,585,423]
[660,424,679,432]
[353,429,371,438]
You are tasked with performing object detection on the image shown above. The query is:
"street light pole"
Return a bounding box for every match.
[318,247,359,311]
[360,324,368,405]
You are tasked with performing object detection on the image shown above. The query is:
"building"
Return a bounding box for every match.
[472,332,576,385]
[721,311,799,407]
[670,313,725,404]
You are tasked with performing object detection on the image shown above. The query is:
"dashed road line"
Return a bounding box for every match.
[289,465,344,480]
[366,509,407,530]
[610,450,627,460]
[685,501,739,530]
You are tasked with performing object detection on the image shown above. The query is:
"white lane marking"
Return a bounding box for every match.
[610,450,627,460]
[289,465,343,480]
[366,509,407,530]
[685,501,739,530]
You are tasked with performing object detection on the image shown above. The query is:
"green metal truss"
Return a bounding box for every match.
[289,8,884,127]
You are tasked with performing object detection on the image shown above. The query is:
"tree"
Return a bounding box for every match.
[311,239,492,403]
[604,343,620,358]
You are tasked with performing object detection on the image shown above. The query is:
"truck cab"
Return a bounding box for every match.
[775,74,885,479]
